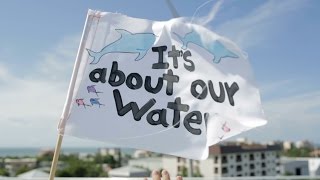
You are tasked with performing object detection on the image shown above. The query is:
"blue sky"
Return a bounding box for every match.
[0,0,319,147]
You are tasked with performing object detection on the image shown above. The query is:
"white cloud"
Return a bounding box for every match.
[215,0,306,49]
[259,79,295,96]
[0,63,10,81]
[240,82,320,143]
[263,91,320,122]
[0,34,106,147]
[37,35,80,81]
[210,0,319,143]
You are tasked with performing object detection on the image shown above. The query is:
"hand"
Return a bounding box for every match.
[149,170,182,180]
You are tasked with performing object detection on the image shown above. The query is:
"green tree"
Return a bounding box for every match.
[57,158,106,177]
[177,166,188,177]
[94,154,118,168]
[193,167,203,177]
[283,147,312,157]
[0,168,9,176]
[102,155,117,167]
[37,153,53,162]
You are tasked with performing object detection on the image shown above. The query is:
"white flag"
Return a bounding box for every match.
[58,10,266,160]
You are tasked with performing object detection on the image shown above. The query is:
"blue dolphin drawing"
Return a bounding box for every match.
[87,29,156,64]
[173,31,239,63]
[90,98,105,108]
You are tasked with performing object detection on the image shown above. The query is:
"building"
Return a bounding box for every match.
[127,142,281,177]
[17,169,49,179]
[310,149,320,157]
[133,150,153,159]
[99,148,121,157]
[283,141,293,151]
[199,143,281,177]
[129,157,163,171]
[281,158,309,175]
[4,158,37,176]
[281,157,320,176]
[98,148,121,162]
[295,140,314,149]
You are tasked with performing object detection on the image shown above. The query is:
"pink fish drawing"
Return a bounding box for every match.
[222,122,231,133]
[76,99,91,108]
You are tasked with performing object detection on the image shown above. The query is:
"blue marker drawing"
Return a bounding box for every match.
[87,29,156,64]
[90,98,105,108]
[173,31,239,63]
[87,85,102,97]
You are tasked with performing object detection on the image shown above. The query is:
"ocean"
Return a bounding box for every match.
[0,147,134,157]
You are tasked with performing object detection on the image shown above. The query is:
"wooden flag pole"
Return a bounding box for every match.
[49,134,64,180]
[47,10,96,180]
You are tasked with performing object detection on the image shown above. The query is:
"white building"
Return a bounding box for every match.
[295,140,313,149]
[283,141,293,151]
[133,150,153,159]
[4,158,37,176]
[127,143,281,177]
[281,157,320,176]
[17,169,49,179]
[129,157,163,171]
[98,148,121,162]
[199,144,281,177]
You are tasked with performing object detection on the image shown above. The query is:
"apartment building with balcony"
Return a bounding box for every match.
[199,143,281,177]
[127,142,281,177]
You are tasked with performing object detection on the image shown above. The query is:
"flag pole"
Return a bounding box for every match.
[49,134,64,180]
[48,10,96,180]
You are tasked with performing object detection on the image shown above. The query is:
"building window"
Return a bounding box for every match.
[178,157,181,162]
[222,156,228,164]
[230,155,234,159]
[236,165,242,172]
[250,172,255,176]
[249,154,254,160]
[261,153,265,159]
[236,155,242,162]
[250,164,255,170]
[222,167,228,174]
[214,167,218,174]
[230,165,234,169]
[262,170,266,176]
[261,162,266,168]
[214,156,219,164]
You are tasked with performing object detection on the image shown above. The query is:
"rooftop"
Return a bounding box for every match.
[209,144,281,155]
